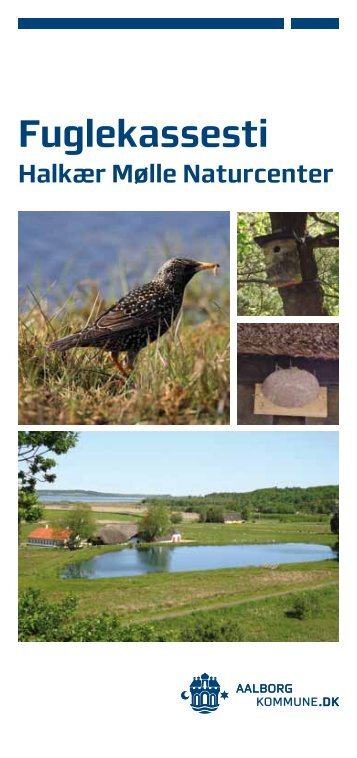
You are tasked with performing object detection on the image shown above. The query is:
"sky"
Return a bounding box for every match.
[38,431,338,495]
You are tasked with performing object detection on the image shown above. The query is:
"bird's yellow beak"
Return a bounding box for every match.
[196,261,220,274]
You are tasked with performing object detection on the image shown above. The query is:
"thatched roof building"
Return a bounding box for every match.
[237,323,338,359]
[94,524,138,545]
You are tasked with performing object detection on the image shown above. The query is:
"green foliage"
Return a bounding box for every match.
[18,489,42,524]
[330,513,339,534]
[178,615,244,641]
[18,432,79,526]
[241,505,252,521]
[149,485,338,516]
[18,588,243,642]
[237,212,339,316]
[59,505,95,543]
[18,587,77,641]
[153,585,338,642]
[171,512,183,524]
[199,506,225,523]
[18,431,79,461]
[139,503,171,542]
[68,615,175,642]
[18,588,175,642]
[287,594,321,620]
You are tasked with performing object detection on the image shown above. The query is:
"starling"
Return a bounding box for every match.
[48,257,219,374]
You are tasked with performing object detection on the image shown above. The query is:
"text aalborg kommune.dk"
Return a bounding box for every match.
[19,118,333,185]
[236,683,339,708]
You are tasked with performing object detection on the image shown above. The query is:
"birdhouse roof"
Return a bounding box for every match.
[254,231,296,247]
[237,324,338,360]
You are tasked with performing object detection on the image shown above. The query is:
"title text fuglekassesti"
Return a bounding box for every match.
[19,118,333,185]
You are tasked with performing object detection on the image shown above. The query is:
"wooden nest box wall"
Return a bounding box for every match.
[254,232,302,288]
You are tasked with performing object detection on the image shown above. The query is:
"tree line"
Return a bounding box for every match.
[145,485,338,516]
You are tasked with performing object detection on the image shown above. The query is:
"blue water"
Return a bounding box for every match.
[38,493,144,503]
[62,543,336,579]
[18,211,229,301]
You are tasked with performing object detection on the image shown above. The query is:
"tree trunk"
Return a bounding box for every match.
[269,212,325,315]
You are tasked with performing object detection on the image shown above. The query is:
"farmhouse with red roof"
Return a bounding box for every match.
[27,525,71,547]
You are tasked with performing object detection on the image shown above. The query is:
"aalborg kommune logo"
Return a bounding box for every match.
[181,673,229,714]
[180,675,340,714]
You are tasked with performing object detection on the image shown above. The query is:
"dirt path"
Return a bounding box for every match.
[138,580,338,622]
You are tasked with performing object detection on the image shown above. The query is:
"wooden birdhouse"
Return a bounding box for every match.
[254,232,302,288]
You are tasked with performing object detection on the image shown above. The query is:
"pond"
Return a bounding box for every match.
[61,543,336,579]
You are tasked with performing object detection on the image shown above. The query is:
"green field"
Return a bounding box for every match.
[150,584,338,642]
[42,508,140,523]
[21,510,336,546]
[177,519,336,546]
[18,516,338,641]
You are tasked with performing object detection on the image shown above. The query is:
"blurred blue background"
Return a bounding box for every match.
[19,211,229,305]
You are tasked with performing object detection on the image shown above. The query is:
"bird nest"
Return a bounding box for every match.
[262,367,320,408]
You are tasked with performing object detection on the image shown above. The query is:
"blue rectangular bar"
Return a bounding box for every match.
[18,17,284,30]
[291,18,339,29]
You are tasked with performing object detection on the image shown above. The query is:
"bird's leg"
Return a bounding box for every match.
[110,352,129,377]
[125,350,140,371]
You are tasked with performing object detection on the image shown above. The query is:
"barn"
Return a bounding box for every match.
[223,513,243,523]
[237,323,338,425]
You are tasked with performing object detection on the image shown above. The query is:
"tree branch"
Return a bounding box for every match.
[237,268,267,276]
[309,233,339,249]
[308,212,339,232]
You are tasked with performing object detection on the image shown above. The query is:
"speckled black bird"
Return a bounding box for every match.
[48,257,219,374]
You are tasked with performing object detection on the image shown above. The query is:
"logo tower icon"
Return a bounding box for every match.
[189,673,221,714]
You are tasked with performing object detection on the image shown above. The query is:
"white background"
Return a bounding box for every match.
[3,2,356,756]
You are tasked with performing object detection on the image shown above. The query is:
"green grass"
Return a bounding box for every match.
[18,517,338,640]
[179,518,336,546]
[21,515,335,546]
[18,545,338,634]
[19,283,229,425]
[152,584,338,641]
[43,508,140,523]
